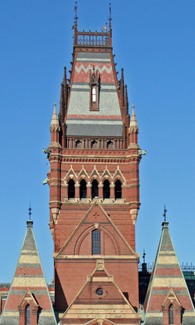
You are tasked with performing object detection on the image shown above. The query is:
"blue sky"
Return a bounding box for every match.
[0,0,195,283]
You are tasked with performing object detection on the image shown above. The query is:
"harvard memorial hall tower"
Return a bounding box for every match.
[48,5,142,324]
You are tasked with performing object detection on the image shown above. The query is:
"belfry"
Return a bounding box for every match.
[48,3,142,323]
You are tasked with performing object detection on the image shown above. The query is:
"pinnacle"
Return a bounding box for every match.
[130,105,138,129]
[51,103,59,126]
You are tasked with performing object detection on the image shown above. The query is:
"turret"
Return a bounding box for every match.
[50,103,60,144]
[129,105,139,146]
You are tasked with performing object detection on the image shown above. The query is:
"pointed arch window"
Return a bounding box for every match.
[115,179,122,199]
[103,179,110,199]
[25,305,31,325]
[89,69,99,111]
[68,179,75,199]
[92,229,101,254]
[92,179,99,199]
[169,304,174,324]
[80,179,87,199]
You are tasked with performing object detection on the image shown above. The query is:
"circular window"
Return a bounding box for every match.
[96,288,104,296]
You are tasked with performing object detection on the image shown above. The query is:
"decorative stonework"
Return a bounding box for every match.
[63,164,126,184]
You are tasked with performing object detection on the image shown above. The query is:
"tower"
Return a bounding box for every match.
[47,4,142,323]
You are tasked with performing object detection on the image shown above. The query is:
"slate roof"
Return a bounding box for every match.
[0,220,56,325]
[66,52,123,138]
[144,221,195,325]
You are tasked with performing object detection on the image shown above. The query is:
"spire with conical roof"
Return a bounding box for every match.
[144,217,195,325]
[129,105,138,133]
[50,103,60,145]
[50,103,59,127]
[0,215,57,325]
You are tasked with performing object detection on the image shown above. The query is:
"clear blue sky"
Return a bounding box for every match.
[0,0,195,283]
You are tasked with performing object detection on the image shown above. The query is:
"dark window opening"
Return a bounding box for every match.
[25,305,30,325]
[169,305,174,325]
[115,179,122,199]
[92,179,98,199]
[92,229,101,254]
[68,179,75,199]
[103,179,110,199]
[80,179,87,199]
[96,288,104,296]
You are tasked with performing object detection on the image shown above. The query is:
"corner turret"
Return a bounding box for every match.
[50,103,60,144]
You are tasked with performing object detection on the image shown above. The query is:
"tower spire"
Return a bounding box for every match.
[74,2,78,45]
[109,3,112,31]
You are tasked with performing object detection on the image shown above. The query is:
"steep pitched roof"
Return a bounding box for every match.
[0,220,56,325]
[66,51,123,138]
[60,260,141,324]
[144,221,195,325]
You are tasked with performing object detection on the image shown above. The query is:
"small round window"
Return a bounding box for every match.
[96,288,104,296]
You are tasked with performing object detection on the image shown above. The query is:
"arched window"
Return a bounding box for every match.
[68,179,75,199]
[115,179,122,199]
[92,179,98,199]
[25,305,30,325]
[92,86,96,102]
[169,304,174,324]
[80,179,87,199]
[92,229,101,254]
[103,179,110,199]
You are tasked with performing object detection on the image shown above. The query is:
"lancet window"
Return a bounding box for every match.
[115,179,122,199]
[103,179,110,199]
[25,305,31,325]
[80,179,87,199]
[68,179,75,199]
[92,179,98,199]
[169,305,174,324]
[92,229,101,254]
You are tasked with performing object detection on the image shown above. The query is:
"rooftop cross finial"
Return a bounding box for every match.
[163,205,167,222]
[109,3,112,30]
[28,204,32,221]
[74,2,78,29]
[143,249,146,264]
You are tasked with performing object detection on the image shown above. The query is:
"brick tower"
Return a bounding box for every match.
[48,4,142,323]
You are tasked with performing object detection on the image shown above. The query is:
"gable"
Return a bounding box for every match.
[60,261,141,324]
[56,201,137,258]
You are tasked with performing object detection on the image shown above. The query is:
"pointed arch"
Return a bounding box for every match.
[92,179,99,199]
[25,305,31,325]
[103,179,110,199]
[115,179,122,199]
[80,179,87,199]
[68,179,75,199]
[92,229,101,255]
[169,304,174,324]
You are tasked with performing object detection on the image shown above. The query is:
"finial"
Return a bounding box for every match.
[74,2,78,28]
[132,104,135,110]
[28,204,32,220]
[109,3,112,29]
[143,249,146,264]
[163,205,167,222]
[27,204,33,227]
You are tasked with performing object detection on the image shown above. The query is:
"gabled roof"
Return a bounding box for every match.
[55,200,139,258]
[0,220,57,325]
[144,221,195,325]
[60,260,141,324]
